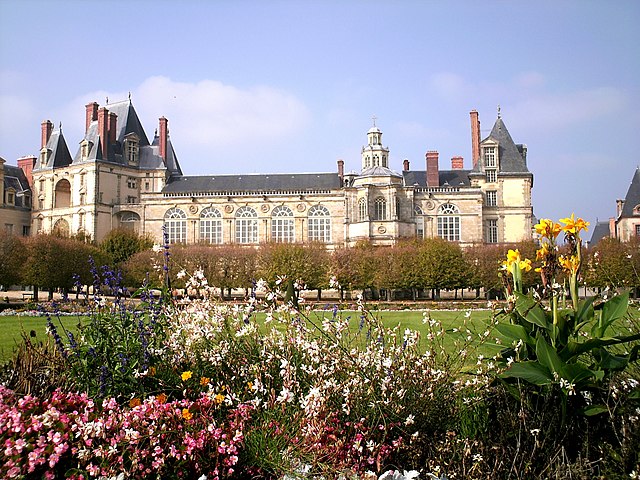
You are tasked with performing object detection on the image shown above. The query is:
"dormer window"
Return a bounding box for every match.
[39,148,51,168]
[6,189,15,206]
[80,140,91,160]
[124,134,139,165]
[484,146,497,167]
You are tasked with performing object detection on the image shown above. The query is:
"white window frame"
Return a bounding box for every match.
[358,198,367,222]
[374,196,387,221]
[235,206,258,244]
[487,219,498,243]
[271,205,295,243]
[486,169,497,183]
[200,207,223,244]
[164,207,187,244]
[486,190,497,207]
[308,205,331,243]
[437,203,460,241]
[414,205,425,239]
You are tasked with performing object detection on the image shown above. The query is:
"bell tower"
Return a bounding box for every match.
[361,116,390,171]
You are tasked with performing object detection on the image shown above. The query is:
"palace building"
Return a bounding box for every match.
[4,99,535,247]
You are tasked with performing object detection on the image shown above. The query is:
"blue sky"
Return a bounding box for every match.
[1,0,639,232]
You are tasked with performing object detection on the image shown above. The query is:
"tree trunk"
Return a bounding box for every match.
[317,288,322,301]
[33,286,39,302]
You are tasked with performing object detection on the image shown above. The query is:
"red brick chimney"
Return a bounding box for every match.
[609,217,616,238]
[159,117,168,161]
[17,155,36,187]
[85,102,98,133]
[426,151,440,187]
[451,156,464,169]
[97,107,109,159]
[108,112,118,145]
[337,159,344,179]
[41,120,53,149]
[470,110,481,169]
[403,159,410,171]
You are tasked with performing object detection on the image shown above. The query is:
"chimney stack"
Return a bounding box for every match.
[85,102,98,133]
[609,217,616,239]
[17,155,36,187]
[41,120,53,149]
[403,159,410,171]
[337,159,344,179]
[451,156,464,169]
[426,151,440,187]
[108,112,118,145]
[470,110,481,169]
[159,116,168,161]
[97,107,109,159]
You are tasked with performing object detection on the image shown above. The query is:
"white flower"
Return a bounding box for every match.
[404,414,415,426]
[530,428,540,436]
[176,269,186,279]
[152,244,163,253]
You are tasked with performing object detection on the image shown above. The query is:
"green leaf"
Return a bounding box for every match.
[563,332,640,360]
[593,290,629,337]
[628,389,640,400]
[575,297,595,326]
[536,335,565,376]
[501,361,553,386]
[582,405,609,416]
[562,363,596,385]
[514,292,550,330]
[496,323,534,348]
[596,350,629,371]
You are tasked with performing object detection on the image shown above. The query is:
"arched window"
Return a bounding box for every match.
[200,207,222,244]
[164,207,187,244]
[414,205,425,239]
[119,211,140,232]
[358,198,367,222]
[54,179,71,208]
[374,196,387,221]
[53,218,70,237]
[437,203,460,241]
[271,205,294,243]
[308,205,331,243]
[235,206,258,244]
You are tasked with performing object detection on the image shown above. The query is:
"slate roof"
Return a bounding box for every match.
[3,164,31,208]
[475,117,530,174]
[360,166,402,178]
[403,170,472,187]
[588,221,612,246]
[620,167,640,218]
[37,129,73,169]
[162,172,342,194]
[71,100,182,176]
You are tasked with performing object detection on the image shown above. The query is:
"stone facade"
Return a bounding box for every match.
[5,99,535,247]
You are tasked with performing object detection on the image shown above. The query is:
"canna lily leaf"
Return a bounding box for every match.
[536,335,565,376]
[501,361,553,386]
[575,296,595,328]
[582,405,609,416]
[562,363,596,385]
[496,323,534,348]
[514,292,550,330]
[562,332,640,361]
[592,290,629,338]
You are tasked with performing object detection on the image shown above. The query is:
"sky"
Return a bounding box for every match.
[1,0,639,233]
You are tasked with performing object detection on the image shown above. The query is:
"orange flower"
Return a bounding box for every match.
[156,393,167,404]
[129,397,141,408]
[535,219,562,239]
[214,393,225,405]
[559,213,590,235]
[182,408,192,420]
[200,377,210,387]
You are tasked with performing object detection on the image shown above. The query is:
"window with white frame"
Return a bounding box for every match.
[374,196,387,220]
[164,207,187,244]
[358,198,367,222]
[486,190,497,207]
[235,206,258,244]
[486,169,497,183]
[484,146,496,167]
[200,207,222,244]
[487,219,498,243]
[414,205,425,239]
[437,203,460,241]
[271,205,295,243]
[127,177,137,189]
[308,205,331,243]
[126,138,138,165]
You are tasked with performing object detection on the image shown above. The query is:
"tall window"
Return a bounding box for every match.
[200,207,223,244]
[437,203,460,241]
[414,205,425,239]
[271,205,295,243]
[164,207,187,244]
[126,138,138,165]
[235,206,258,244]
[636,224,640,238]
[374,197,387,221]
[486,170,497,183]
[54,179,71,208]
[484,146,496,167]
[120,211,140,233]
[6,189,15,206]
[487,219,498,243]
[486,190,497,207]
[308,205,331,243]
[358,198,367,222]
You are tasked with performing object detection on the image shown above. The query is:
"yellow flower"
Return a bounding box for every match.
[535,219,562,239]
[181,371,193,382]
[518,258,532,273]
[504,249,521,269]
[200,377,210,387]
[214,393,225,405]
[182,408,192,420]
[559,213,590,235]
[559,254,580,274]
[536,242,550,261]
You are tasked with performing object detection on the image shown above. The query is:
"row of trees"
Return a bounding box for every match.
[1,229,639,302]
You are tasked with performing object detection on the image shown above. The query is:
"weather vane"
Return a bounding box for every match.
[372,114,377,127]
[497,104,501,119]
